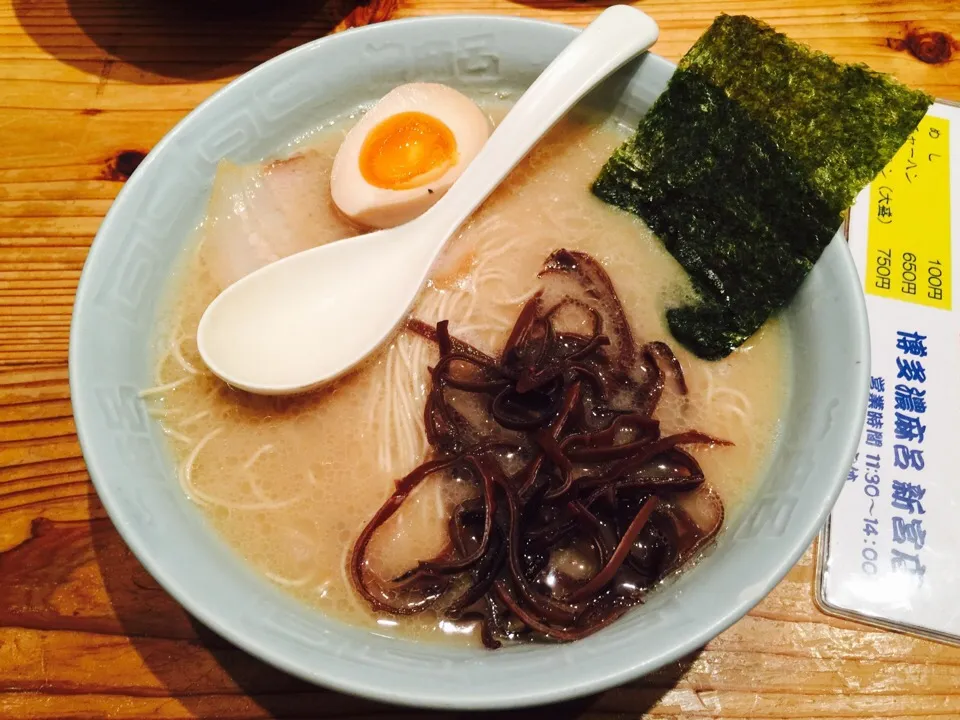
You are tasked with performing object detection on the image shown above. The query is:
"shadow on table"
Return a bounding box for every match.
[12,0,396,84]
[507,1,625,10]
[86,500,699,718]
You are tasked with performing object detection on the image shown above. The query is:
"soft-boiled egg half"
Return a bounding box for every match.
[330,83,491,229]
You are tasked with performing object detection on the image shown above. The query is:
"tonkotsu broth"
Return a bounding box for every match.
[147,104,788,645]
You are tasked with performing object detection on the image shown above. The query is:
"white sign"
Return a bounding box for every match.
[817,100,960,645]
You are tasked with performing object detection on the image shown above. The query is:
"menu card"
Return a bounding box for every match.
[816,99,960,645]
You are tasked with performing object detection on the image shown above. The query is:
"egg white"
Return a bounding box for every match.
[330,83,491,229]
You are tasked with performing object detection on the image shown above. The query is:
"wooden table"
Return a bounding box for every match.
[2,1,959,717]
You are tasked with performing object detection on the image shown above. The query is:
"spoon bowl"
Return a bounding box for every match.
[196,4,659,395]
[197,217,434,394]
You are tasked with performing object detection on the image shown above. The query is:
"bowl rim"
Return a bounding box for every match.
[70,13,870,710]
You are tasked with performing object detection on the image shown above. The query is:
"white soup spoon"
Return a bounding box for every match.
[197,5,659,395]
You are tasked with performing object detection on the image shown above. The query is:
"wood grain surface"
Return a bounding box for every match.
[2,0,959,717]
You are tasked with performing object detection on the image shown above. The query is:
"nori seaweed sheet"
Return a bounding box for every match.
[680,15,933,213]
[594,69,840,359]
[592,14,932,360]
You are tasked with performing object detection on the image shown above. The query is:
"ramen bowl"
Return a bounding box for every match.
[69,14,869,710]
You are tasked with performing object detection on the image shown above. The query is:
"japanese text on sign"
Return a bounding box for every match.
[889,330,929,583]
[866,116,951,310]
[820,102,960,644]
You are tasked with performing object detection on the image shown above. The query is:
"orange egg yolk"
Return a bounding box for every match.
[358,112,458,190]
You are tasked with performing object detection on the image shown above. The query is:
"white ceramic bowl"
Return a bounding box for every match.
[69,14,869,710]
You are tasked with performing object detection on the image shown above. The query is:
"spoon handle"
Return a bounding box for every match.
[418,4,659,244]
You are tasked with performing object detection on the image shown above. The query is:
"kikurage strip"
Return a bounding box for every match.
[350,249,730,647]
